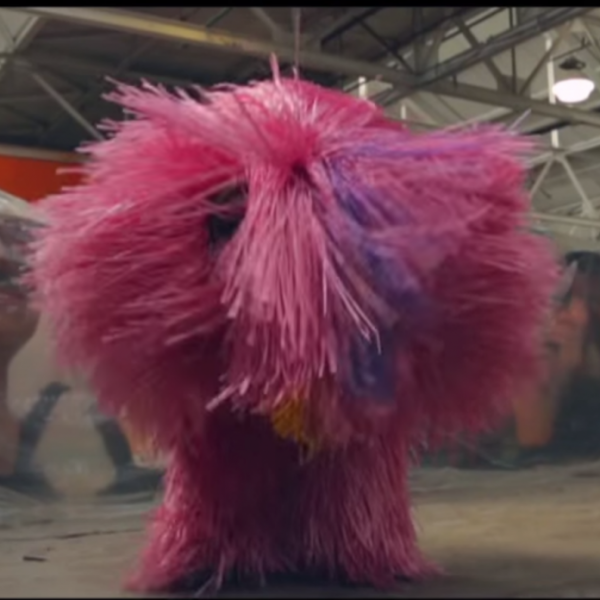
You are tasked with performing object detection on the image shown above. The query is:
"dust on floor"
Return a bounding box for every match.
[1,463,600,598]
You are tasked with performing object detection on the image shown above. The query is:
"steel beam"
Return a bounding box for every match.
[530,158,554,198]
[546,194,600,216]
[0,14,16,46]
[421,21,449,70]
[20,7,591,100]
[377,7,592,104]
[545,34,560,150]
[333,7,480,100]
[402,98,440,126]
[359,21,414,73]
[423,7,591,84]
[453,15,509,92]
[33,5,580,102]
[309,7,384,47]
[0,124,43,137]
[0,9,43,132]
[582,14,600,29]
[0,9,41,83]
[556,155,598,217]
[530,134,600,168]
[518,21,573,95]
[429,80,600,129]
[532,211,600,229]
[31,30,123,44]
[530,152,600,218]
[15,7,600,131]
[0,90,79,105]
[248,8,284,38]
[29,71,102,140]
[5,50,206,88]
[37,7,232,147]
[0,105,45,131]
[365,8,482,74]
[17,7,419,86]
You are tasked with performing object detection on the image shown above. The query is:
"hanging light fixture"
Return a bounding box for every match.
[552,56,595,104]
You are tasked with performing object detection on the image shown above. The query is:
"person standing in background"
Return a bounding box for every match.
[0,213,162,499]
[515,250,600,463]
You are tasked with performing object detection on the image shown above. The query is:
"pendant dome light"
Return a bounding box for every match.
[552,56,595,104]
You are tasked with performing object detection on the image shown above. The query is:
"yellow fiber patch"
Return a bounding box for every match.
[270,396,320,459]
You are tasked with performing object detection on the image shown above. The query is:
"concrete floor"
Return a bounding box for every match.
[1,463,600,598]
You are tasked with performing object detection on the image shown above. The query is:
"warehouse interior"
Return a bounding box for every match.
[1,7,600,598]
[2,8,600,244]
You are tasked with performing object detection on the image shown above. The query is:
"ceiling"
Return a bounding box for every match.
[0,7,600,245]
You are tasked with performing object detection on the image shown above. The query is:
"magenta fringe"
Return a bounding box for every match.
[29,70,558,592]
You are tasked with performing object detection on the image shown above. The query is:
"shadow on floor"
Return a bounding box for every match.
[197,551,600,599]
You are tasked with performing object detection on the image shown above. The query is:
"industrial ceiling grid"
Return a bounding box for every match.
[0,7,599,243]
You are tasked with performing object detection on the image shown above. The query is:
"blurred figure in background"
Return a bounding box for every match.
[0,214,162,499]
[432,249,600,469]
[515,250,600,463]
[90,406,163,497]
[0,213,60,497]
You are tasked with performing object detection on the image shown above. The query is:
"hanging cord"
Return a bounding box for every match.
[292,7,302,78]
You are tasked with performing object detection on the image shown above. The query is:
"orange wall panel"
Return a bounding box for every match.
[0,155,83,202]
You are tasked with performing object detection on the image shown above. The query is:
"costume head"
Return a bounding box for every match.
[29,62,558,456]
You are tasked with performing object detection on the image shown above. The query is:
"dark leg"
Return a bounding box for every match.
[0,382,68,500]
[92,413,163,497]
[94,417,136,467]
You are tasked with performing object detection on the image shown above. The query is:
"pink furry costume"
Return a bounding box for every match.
[29,64,558,594]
